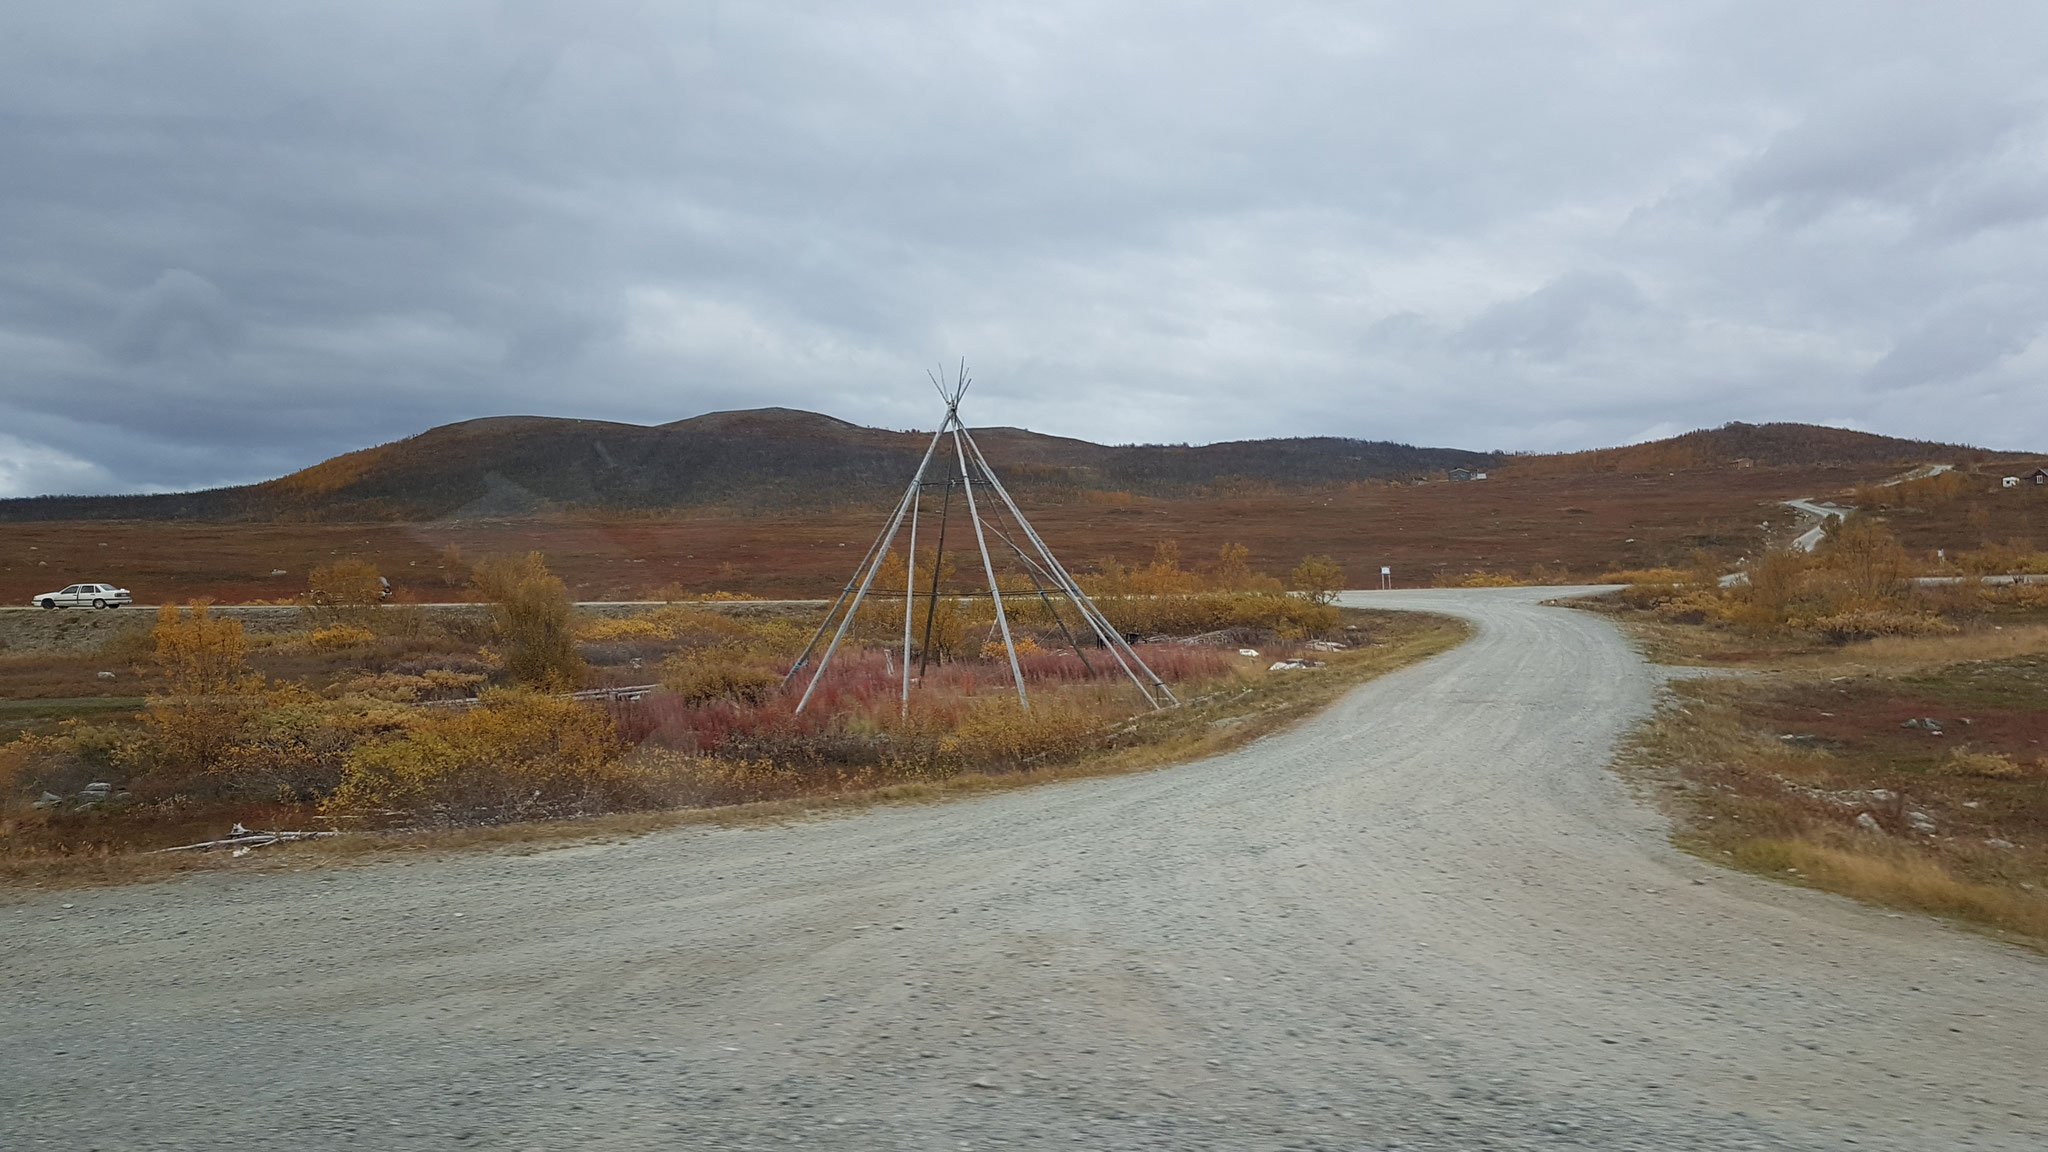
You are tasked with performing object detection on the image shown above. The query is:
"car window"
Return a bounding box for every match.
[60,585,79,594]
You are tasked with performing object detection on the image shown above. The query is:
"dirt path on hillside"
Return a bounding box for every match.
[5,587,2045,1150]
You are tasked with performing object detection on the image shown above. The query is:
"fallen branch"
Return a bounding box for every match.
[157,823,339,853]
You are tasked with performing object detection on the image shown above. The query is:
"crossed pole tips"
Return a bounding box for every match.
[783,363,1177,718]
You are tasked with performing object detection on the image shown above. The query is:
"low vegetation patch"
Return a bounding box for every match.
[2,542,1465,884]
[1622,611,2048,947]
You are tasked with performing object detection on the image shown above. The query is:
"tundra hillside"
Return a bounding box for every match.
[3,416,2032,606]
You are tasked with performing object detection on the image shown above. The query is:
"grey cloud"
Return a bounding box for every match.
[1458,272,1648,360]
[1867,286,2047,389]
[110,269,240,363]
[1,2,2046,497]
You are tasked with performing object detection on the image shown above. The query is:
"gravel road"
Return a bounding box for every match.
[6,586,2045,1150]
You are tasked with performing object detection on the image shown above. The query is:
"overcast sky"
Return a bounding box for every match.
[3,2,2045,496]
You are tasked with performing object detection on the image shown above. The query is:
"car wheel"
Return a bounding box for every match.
[40,598,55,610]
[93,598,107,609]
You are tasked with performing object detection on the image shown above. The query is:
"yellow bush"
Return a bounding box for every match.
[1090,590,1337,638]
[1288,554,1343,604]
[1620,581,1687,609]
[325,690,624,822]
[343,669,487,703]
[1653,590,1729,625]
[154,602,250,696]
[878,699,1104,777]
[979,636,1042,662]
[471,552,584,689]
[306,559,383,625]
[308,624,376,650]
[1938,748,2025,779]
[1804,610,1955,643]
[141,602,263,781]
[660,648,781,705]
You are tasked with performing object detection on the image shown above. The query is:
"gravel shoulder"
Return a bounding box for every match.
[5,586,2046,1150]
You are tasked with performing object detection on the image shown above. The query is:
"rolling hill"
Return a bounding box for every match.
[0,408,1498,522]
[0,410,2009,524]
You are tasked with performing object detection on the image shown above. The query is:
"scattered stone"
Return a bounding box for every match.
[1986,839,2018,850]
[1900,717,1945,733]
[77,782,112,802]
[1855,812,1884,834]
[96,670,115,679]
[1269,658,1326,672]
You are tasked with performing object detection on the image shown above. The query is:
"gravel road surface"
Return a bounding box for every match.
[5,586,2045,1150]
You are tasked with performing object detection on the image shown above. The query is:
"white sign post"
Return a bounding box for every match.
[1380,566,1392,590]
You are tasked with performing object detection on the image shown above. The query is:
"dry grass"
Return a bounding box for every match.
[1727,836,2048,942]
[1626,642,2048,949]
[2,610,1468,891]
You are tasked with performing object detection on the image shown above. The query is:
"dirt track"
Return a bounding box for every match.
[5,587,2045,1150]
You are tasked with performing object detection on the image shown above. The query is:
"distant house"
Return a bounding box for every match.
[1449,467,1476,482]
[2033,468,2048,485]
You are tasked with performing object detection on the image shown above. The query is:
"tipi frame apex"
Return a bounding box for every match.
[784,363,1177,717]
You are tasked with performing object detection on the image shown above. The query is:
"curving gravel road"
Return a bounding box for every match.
[5,587,2046,1150]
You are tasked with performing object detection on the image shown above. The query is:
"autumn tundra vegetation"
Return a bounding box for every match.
[1589,513,2048,946]
[1,541,1459,872]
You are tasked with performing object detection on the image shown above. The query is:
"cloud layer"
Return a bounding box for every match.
[3,2,2045,495]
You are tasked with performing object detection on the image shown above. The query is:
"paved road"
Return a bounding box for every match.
[5,587,2045,1150]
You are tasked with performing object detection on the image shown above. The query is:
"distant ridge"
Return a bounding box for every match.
[1501,422,1988,477]
[0,407,1497,522]
[0,412,2015,524]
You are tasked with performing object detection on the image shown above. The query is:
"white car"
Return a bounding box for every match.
[32,583,133,610]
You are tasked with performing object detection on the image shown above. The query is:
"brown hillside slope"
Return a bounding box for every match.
[0,408,1494,522]
[1502,422,1995,477]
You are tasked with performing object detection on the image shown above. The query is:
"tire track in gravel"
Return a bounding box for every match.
[4,586,2046,1150]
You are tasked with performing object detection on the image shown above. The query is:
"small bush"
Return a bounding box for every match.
[309,624,377,650]
[1938,748,2025,779]
[471,552,584,689]
[306,559,383,625]
[1807,610,1955,643]
[1621,582,1686,609]
[325,690,625,823]
[660,649,781,706]
[1288,554,1344,605]
[980,636,1042,662]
